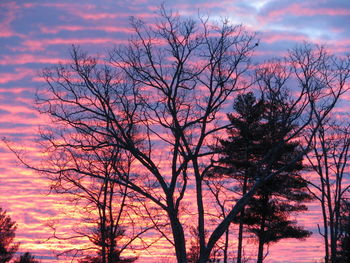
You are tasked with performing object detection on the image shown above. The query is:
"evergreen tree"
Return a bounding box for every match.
[78,223,137,263]
[0,208,18,262]
[215,92,312,263]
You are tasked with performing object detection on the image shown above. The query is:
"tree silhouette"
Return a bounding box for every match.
[44,145,151,262]
[210,92,265,263]
[214,91,312,262]
[305,121,350,263]
[186,227,221,263]
[0,208,18,262]
[14,252,40,263]
[8,8,350,262]
[337,199,350,262]
[78,223,138,263]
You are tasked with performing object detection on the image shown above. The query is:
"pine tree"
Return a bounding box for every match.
[215,92,312,263]
[78,222,137,263]
[0,208,19,263]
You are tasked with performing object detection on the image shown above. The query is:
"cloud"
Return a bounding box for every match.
[1,1,350,262]
[39,25,133,34]
[0,1,25,38]
[18,38,128,52]
[0,54,68,65]
[0,67,36,84]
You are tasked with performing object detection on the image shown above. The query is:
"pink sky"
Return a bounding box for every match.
[1,0,350,262]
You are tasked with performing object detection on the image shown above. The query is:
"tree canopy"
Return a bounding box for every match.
[213,92,312,262]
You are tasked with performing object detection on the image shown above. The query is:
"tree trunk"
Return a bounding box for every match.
[321,192,329,263]
[236,219,244,263]
[193,160,206,260]
[330,221,336,263]
[101,182,107,263]
[327,195,336,263]
[237,175,248,263]
[257,237,265,263]
[223,228,229,263]
[168,207,187,263]
[324,151,337,263]
[257,198,267,263]
[202,176,267,263]
[318,156,329,263]
[256,218,266,263]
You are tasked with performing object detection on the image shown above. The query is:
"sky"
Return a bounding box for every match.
[1,0,350,262]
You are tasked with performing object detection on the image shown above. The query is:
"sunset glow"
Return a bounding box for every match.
[1,1,350,262]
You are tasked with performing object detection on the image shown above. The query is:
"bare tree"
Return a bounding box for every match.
[9,8,350,263]
[40,127,154,261]
[305,120,350,263]
[107,9,256,262]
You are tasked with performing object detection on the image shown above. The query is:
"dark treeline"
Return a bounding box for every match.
[5,7,350,263]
